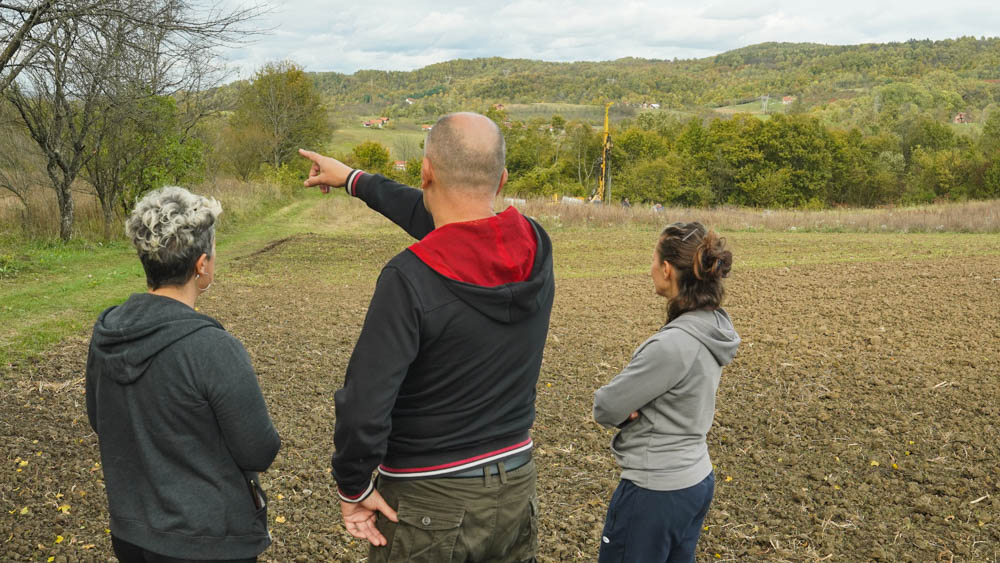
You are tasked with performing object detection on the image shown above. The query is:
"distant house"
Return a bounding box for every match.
[953,112,971,124]
[394,160,406,171]
[782,96,796,104]
[421,124,433,131]
[493,103,505,110]
[363,117,391,128]
[405,97,416,105]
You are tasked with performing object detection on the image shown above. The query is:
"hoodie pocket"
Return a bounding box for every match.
[247,475,269,527]
[610,415,654,469]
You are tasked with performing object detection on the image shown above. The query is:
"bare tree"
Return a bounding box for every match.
[3,0,263,240]
[82,8,231,238]
[6,21,109,240]
[1,1,262,95]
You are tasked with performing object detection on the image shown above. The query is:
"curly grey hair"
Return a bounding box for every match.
[125,186,222,289]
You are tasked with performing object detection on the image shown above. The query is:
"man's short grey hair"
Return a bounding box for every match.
[425,113,506,192]
[125,186,222,289]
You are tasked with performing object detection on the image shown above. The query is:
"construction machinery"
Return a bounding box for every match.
[589,102,614,204]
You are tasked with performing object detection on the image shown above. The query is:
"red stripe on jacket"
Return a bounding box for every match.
[408,207,537,287]
[379,439,533,474]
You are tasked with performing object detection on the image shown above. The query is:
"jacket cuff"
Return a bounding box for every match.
[337,479,375,503]
[344,169,366,197]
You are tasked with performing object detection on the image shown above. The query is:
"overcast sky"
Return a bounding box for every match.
[219,0,1000,77]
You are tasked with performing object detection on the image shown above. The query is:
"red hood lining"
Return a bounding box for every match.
[408,207,537,287]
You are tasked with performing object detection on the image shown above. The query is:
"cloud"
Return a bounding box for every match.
[217,0,1000,75]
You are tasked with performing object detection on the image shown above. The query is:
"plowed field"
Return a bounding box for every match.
[3,205,999,562]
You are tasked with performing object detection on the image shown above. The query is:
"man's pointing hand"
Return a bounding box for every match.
[299,149,352,189]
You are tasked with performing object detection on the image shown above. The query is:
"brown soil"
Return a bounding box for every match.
[2,231,998,562]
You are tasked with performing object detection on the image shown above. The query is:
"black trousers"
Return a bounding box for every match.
[112,536,257,563]
[598,472,715,563]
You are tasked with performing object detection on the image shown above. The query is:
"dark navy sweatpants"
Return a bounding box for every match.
[598,472,714,563]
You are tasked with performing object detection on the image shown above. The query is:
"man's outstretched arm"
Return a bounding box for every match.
[299,149,435,239]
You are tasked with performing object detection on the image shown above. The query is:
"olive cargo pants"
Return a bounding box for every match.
[371,460,538,563]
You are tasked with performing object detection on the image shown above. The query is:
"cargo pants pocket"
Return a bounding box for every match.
[512,495,539,562]
[380,497,465,563]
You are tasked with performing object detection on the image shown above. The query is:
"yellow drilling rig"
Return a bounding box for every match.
[589,102,614,204]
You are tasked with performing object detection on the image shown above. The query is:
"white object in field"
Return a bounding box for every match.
[561,196,584,205]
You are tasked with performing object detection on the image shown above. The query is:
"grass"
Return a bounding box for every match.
[0,178,313,371]
[504,103,606,124]
[0,185,418,371]
[323,124,426,160]
[517,198,1000,233]
[713,99,789,116]
[548,229,1000,280]
[4,182,1000,375]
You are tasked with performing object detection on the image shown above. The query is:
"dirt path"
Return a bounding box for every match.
[3,218,999,561]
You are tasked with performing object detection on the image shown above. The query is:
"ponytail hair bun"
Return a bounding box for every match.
[693,231,732,281]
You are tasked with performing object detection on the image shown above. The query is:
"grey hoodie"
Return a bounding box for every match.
[594,308,740,491]
[86,293,280,559]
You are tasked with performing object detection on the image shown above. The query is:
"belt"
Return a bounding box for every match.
[446,451,533,478]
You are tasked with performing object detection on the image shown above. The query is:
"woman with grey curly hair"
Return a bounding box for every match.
[86,186,281,563]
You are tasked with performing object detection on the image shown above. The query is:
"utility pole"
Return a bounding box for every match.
[761,94,770,114]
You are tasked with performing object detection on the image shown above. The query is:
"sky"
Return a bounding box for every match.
[219,0,1000,77]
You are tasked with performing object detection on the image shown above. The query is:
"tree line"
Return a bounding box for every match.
[308,38,1000,117]
[483,106,1000,208]
[348,103,1000,208]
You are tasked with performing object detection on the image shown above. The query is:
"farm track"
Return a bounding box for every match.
[2,228,999,562]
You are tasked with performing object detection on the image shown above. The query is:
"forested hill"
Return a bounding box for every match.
[309,37,1000,111]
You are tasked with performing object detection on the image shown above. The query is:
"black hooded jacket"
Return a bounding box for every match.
[333,172,555,502]
[86,293,280,559]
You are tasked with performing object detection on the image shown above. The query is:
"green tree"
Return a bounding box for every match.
[505,123,557,178]
[980,109,1000,155]
[352,140,391,172]
[232,61,326,169]
[907,147,968,202]
[218,121,270,182]
[983,160,1000,198]
[85,94,205,238]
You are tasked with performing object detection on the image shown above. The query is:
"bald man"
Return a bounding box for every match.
[300,112,554,562]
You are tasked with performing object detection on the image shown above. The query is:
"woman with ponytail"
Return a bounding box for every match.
[593,222,741,562]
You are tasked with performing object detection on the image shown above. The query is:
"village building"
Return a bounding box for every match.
[362,116,391,128]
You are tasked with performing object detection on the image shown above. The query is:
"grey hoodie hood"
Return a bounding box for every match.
[90,293,221,384]
[661,308,740,367]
